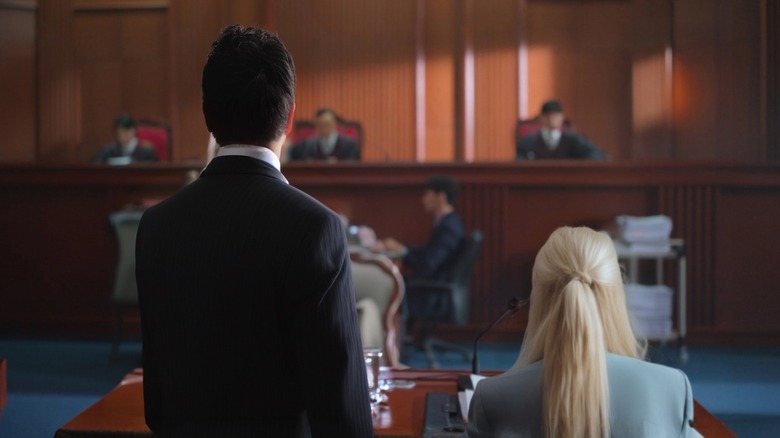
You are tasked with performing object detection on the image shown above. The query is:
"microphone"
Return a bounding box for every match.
[471,297,527,376]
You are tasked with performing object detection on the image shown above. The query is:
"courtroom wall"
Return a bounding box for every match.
[0,1,36,163]
[1,0,776,163]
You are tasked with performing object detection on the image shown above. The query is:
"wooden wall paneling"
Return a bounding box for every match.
[73,8,169,161]
[630,47,673,160]
[629,0,673,161]
[525,1,632,160]
[277,0,417,162]
[672,50,720,160]
[766,0,780,160]
[715,188,780,335]
[713,0,761,162]
[0,3,37,163]
[460,183,507,324]
[571,3,632,161]
[3,162,780,341]
[422,0,457,162]
[38,0,83,162]
[168,0,233,162]
[573,51,632,161]
[223,0,267,27]
[167,0,274,162]
[472,0,518,162]
[72,9,121,161]
[0,186,116,333]
[673,0,762,162]
[658,185,717,332]
[121,9,170,119]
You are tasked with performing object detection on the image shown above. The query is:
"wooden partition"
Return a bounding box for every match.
[1,162,779,344]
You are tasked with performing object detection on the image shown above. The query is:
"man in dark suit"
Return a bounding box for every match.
[288,108,361,161]
[516,100,607,160]
[135,26,373,437]
[373,175,465,319]
[91,114,159,163]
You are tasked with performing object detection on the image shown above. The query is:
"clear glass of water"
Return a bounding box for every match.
[363,348,383,404]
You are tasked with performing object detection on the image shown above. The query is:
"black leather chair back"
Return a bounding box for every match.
[448,230,483,324]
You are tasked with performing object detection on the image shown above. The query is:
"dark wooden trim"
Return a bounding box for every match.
[0,0,36,10]
[72,0,168,11]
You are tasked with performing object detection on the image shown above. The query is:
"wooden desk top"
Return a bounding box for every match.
[55,368,735,438]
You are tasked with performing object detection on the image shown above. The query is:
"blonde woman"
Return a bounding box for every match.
[467,227,701,438]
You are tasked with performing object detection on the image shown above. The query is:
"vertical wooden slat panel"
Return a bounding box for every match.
[423,0,457,162]
[766,0,780,160]
[0,4,36,163]
[38,0,82,162]
[525,1,632,161]
[277,0,416,162]
[659,184,717,330]
[74,8,169,161]
[168,0,226,161]
[459,181,506,324]
[630,0,673,161]
[673,0,762,162]
[473,0,518,162]
[17,0,777,163]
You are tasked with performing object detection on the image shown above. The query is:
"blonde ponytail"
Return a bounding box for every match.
[513,227,644,438]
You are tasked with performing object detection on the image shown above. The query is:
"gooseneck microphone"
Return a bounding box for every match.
[472,297,528,375]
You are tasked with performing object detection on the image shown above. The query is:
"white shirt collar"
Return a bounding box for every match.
[319,132,339,155]
[122,137,139,156]
[541,128,561,150]
[215,144,288,184]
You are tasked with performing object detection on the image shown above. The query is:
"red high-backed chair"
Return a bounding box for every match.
[136,119,172,162]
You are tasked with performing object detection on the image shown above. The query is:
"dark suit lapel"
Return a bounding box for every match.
[200,155,287,183]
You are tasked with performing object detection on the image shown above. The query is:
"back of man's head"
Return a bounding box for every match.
[426,175,458,206]
[202,25,296,147]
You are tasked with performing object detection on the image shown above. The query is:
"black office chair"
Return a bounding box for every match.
[406,230,483,368]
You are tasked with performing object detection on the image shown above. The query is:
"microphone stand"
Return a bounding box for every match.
[471,297,527,376]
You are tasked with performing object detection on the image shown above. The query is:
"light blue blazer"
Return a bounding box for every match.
[467,354,702,438]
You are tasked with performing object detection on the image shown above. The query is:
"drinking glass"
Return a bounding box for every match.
[363,348,383,404]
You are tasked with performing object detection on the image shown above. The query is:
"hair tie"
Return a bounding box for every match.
[568,273,593,288]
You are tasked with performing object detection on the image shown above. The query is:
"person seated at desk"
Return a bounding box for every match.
[516,100,606,160]
[467,226,701,438]
[91,114,159,164]
[372,175,464,320]
[288,108,360,162]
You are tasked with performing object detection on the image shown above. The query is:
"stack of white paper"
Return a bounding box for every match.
[458,374,487,422]
[625,284,673,339]
[615,215,673,253]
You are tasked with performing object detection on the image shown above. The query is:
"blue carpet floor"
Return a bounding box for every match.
[1,339,779,437]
